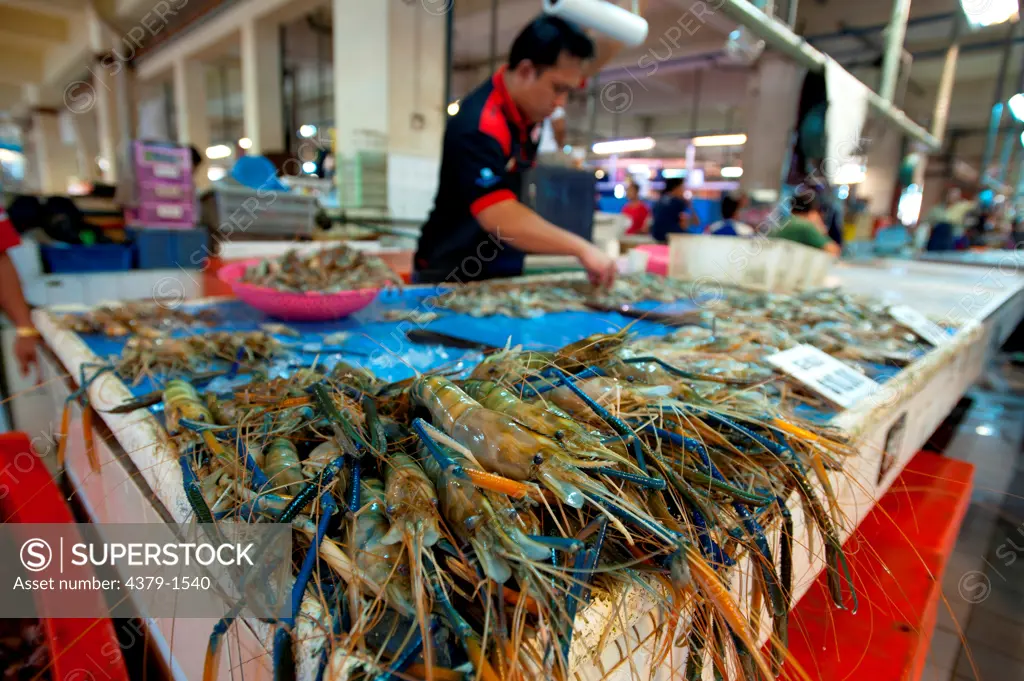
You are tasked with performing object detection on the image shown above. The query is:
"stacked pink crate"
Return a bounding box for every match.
[125,141,196,230]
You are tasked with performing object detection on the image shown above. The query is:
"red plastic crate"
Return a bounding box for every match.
[0,433,130,681]
[771,451,974,681]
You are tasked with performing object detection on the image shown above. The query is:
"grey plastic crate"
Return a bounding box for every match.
[201,185,319,239]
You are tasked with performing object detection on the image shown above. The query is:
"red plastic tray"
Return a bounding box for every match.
[0,432,130,681]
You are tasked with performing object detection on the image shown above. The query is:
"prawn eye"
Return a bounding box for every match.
[533,454,544,465]
[553,430,565,441]
[386,504,396,514]
[626,376,635,383]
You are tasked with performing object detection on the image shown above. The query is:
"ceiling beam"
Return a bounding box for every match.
[0,49,45,86]
[0,6,69,44]
[0,0,82,17]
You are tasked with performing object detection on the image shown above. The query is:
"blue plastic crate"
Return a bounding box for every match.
[131,228,209,270]
[41,243,133,274]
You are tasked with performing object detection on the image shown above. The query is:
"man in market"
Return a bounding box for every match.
[772,188,841,256]
[0,205,38,380]
[414,15,621,286]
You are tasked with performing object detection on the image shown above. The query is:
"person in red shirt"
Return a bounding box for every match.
[622,183,650,235]
[0,207,38,379]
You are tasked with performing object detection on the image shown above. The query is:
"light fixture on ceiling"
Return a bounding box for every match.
[720,166,743,178]
[302,161,318,174]
[592,137,656,154]
[832,163,867,185]
[206,144,232,160]
[614,183,626,198]
[238,137,253,150]
[207,166,227,182]
[595,169,606,179]
[447,101,461,116]
[691,134,747,147]
[961,0,1019,28]
[661,169,687,179]
[298,124,318,138]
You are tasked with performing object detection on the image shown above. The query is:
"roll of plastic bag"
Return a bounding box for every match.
[543,0,649,47]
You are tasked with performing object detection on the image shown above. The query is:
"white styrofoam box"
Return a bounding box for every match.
[668,233,835,293]
[7,239,42,280]
[21,279,48,307]
[42,274,90,306]
[218,240,402,262]
[387,153,440,222]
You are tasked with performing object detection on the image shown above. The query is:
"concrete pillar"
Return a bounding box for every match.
[332,0,446,218]
[862,127,904,217]
[30,111,79,194]
[174,58,211,187]
[89,8,120,184]
[73,109,100,183]
[740,53,804,195]
[240,16,284,155]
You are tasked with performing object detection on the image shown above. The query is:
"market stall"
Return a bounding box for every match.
[22,248,1024,681]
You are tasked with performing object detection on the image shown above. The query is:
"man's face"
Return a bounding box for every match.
[511,53,584,123]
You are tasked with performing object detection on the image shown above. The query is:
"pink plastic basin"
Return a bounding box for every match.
[634,244,669,276]
[218,259,382,321]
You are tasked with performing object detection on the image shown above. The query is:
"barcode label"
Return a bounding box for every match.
[889,305,951,347]
[768,344,880,409]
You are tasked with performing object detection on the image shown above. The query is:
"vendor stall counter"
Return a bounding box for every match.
[23,261,1024,681]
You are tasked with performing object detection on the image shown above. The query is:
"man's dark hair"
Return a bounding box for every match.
[663,178,684,194]
[721,192,742,219]
[791,186,819,215]
[508,16,595,70]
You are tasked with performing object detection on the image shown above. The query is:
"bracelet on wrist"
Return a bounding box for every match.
[16,327,40,338]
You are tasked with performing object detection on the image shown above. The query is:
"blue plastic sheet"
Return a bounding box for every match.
[71,288,902,423]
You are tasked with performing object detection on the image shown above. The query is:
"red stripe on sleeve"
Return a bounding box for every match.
[470,189,516,217]
[0,212,20,254]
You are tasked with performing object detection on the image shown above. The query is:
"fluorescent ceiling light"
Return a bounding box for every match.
[1010,93,1024,122]
[206,144,232,160]
[238,137,253,150]
[299,124,317,138]
[302,161,318,174]
[720,166,743,178]
[592,137,656,154]
[832,163,866,185]
[207,166,227,182]
[961,0,1019,27]
[692,134,747,147]
[661,168,687,179]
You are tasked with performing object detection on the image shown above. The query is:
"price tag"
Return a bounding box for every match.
[767,344,880,409]
[889,305,950,347]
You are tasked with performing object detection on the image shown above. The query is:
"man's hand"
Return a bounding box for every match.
[15,335,38,382]
[577,243,617,288]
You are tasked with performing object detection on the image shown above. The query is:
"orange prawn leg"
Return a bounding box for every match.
[83,406,100,473]
[404,665,464,681]
[56,401,71,469]
[685,546,777,681]
[464,469,554,503]
[771,418,820,442]
[502,586,540,616]
[464,638,503,681]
